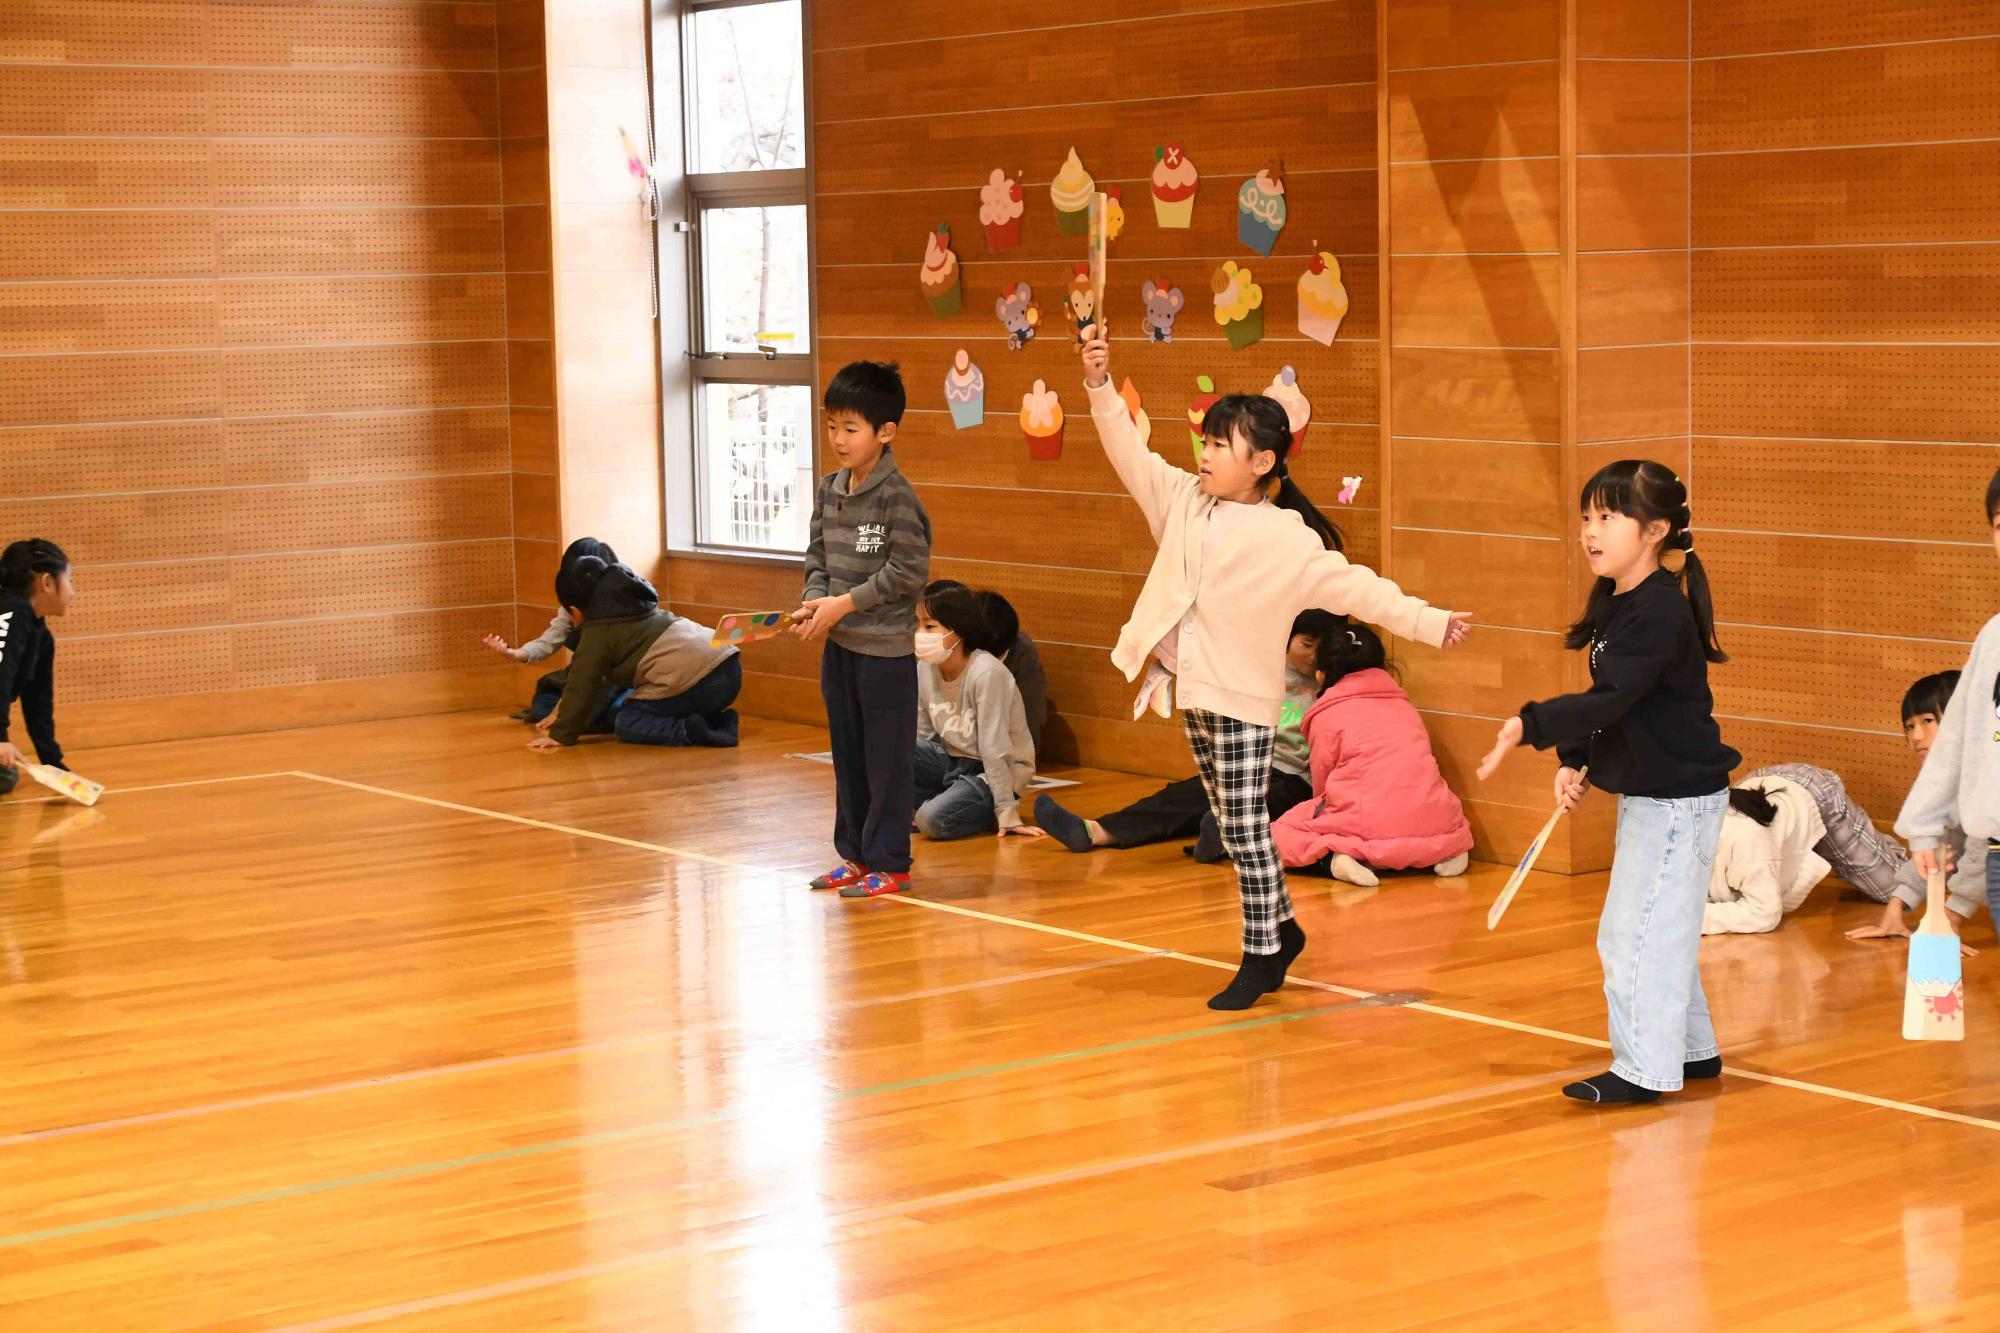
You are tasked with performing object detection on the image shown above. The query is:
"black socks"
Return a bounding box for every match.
[1562,1072,1661,1104]
[1207,919,1306,1010]
[1034,794,1094,853]
[1683,1055,1722,1080]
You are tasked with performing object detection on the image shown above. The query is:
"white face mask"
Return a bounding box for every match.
[914,630,956,664]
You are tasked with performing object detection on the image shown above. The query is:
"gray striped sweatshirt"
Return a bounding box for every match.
[803,448,932,657]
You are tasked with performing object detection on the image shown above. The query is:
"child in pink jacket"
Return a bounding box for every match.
[1272,622,1474,885]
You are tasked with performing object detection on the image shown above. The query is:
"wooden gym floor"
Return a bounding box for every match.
[3,712,1999,1330]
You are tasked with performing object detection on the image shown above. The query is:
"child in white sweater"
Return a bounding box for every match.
[912,580,1039,841]
[1080,328,1470,1010]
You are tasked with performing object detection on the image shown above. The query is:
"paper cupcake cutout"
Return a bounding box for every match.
[921,224,962,318]
[996,282,1040,350]
[1066,262,1100,344]
[1152,143,1198,229]
[980,168,1025,253]
[1338,475,1363,505]
[1237,165,1286,256]
[1119,376,1153,446]
[1212,260,1264,349]
[945,349,984,430]
[1298,249,1350,346]
[1264,365,1309,451]
[1051,148,1095,236]
[1021,379,1064,460]
[1187,373,1220,464]
[1102,184,1126,242]
[1141,279,1185,343]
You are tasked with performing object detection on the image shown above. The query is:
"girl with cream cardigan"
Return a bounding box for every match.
[1078,329,1471,1010]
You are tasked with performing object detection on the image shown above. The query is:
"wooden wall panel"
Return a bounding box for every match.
[1692,246,2000,344]
[1386,63,1560,163]
[1693,344,2000,442]
[805,0,1384,772]
[1694,1,2000,59]
[1694,143,2000,247]
[0,1,515,743]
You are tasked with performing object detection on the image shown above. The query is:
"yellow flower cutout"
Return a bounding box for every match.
[1211,261,1263,326]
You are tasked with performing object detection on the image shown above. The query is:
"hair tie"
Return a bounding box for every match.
[1346,630,1362,648]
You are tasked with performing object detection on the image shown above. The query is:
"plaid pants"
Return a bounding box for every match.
[1184,708,1292,954]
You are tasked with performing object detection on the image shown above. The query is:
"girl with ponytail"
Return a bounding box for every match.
[1079,327,1472,1011]
[1476,460,1742,1106]
[0,538,76,795]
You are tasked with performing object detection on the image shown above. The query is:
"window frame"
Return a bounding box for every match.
[653,0,818,564]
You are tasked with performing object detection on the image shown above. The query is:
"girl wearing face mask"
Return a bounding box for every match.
[908,579,1041,843]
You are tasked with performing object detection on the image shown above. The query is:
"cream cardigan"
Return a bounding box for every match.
[1086,378,1452,727]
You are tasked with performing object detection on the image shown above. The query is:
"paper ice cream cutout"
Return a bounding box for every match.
[981,167,1025,253]
[1212,260,1264,349]
[1237,164,1286,256]
[945,349,984,430]
[1152,143,1198,228]
[921,224,962,318]
[1067,262,1100,344]
[1021,379,1065,460]
[1141,279,1185,343]
[1264,365,1309,451]
[996,282,1040,350]
[1187,373,1220,465]
[1338,475,1363,505]
[1298,248,1350,346]
[1119,376,1153,446]
[1102,184,1126,242]
[617,125,660,220]
[1051,148,1095,236]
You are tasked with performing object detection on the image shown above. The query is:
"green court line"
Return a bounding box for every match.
[0,998,1360,1251]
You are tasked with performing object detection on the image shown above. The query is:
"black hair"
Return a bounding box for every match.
[554,554,610,612]
[1200,393,1343,552]
[918,579,987,648]
[0,538,69,595]
[1901,670,1962,725]
[1314,620,1386,694]
[977,590,1021,656]
[559,536,616,570]
[1290,608,1343,645]
[1987,467,2000,523]
[824,360,906,430]
[1728,784,1779,827]
[1565,459,1726,664]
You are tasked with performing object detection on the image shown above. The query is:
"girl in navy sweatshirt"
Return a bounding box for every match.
[0,539,75,796]
[1477,462,1740,1105]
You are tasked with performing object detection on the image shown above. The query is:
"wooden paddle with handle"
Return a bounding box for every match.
[1487,767,1586,931]
[1902,865,1966,1041]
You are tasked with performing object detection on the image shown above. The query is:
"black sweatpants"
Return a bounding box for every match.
[1098,768,1313,848]
[820,641,918,875]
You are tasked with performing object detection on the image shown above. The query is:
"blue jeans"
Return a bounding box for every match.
[1986,840,2000,926]
[1599,791,1728,1092]
[913,738,995,840]
[614,657,742,747]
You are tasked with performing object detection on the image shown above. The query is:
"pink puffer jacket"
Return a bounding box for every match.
[1271,668,1474,870]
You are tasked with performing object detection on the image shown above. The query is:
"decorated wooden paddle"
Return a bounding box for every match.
[1487,767,1586,931]
[23,762,103,807]
[709,611,798,648]
[1086,191,1108,331]
[1902,865,1966,1041]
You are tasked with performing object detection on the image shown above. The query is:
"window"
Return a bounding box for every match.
[659,0,815,558]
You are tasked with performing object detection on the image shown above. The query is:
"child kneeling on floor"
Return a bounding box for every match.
[912,579,1039,840]
[1271,621,1473,884]
[528,556,741,751]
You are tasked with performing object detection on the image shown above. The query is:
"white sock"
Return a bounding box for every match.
[1329,854,1379,887]
[1434,852,1470,877]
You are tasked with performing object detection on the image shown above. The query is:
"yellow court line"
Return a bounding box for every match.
[288,770,2000,1135]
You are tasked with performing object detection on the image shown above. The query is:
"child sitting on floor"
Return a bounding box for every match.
[528,556,741,751]
[1701,776,1832,934]
[483,536,624,731]
[912,580,1039,840]
[1271,621,1473,884]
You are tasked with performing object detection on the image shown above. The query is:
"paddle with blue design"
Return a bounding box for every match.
[1487,767,1585,931]
[1902,866,1966,1041]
